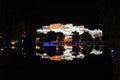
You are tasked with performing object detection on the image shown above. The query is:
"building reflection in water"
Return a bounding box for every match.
[36,42,104,61]
[35,23,107,61]
[0,23,114,61]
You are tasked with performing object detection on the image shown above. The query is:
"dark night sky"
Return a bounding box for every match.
[40,0,98,25]
[0,0,98,27]
[0,0,100,38]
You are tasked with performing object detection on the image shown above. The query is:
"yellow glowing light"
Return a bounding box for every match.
[11,40,16,45]
[1,48,4,51]
[64,36,67,40]
[35,45,40,50]
[50,55,61,61]
[79,46,83,50]
[50,23,63,29]
[64,37,72,42]
[36,37,40,41]
[11,46,15,49]
[64,45,67,50]
[35,37,40,44]
[56,47,58,50]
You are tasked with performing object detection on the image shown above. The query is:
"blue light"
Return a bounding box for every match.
[110,49,114,52]
[43,42,57,46]
[110,48,114,57]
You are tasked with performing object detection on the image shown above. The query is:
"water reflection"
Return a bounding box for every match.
[34,23,107,61]
[0,37,108,61]
[36,43,104,61]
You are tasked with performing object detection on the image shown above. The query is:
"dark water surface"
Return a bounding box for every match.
[0,47,113,80]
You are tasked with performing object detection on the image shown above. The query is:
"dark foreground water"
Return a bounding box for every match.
[0,48,113,80]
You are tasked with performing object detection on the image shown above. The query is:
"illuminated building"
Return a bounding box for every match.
[37,23,102,39]
[36,23,104,61]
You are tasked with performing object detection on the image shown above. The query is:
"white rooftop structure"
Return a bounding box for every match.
[36,23,103,39]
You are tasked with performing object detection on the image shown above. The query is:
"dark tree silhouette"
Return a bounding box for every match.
[72,31,81,41]
[81,32,93,41]
[45,31,57,41]
[56,32,65,41]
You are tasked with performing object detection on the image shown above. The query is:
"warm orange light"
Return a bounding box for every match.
[50,23,63,29]
[35,45,40,50]
[64,45,67,50]
[79,46,83,50]
[11,40,16,45]
[56,47,58,50]
[64,36,67,40]
[64,37,72,42]
[1,48,4,51]
[36,37,40,40]
[35,37,40,44]
[50,55,61,61]
[11,46,15,49]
